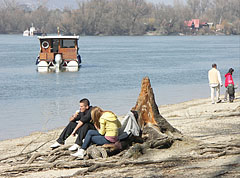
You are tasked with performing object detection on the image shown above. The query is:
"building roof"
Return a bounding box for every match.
[38,35,79,40]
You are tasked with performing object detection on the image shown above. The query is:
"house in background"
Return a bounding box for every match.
[184,19,200,30]
[23,24,43,36]
[207,22,214,28]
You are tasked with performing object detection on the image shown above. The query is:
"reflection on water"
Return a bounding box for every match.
[0,35,239,141]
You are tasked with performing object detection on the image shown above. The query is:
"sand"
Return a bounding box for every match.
[0,93,239,178]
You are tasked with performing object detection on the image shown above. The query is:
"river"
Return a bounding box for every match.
[0,35,239,140]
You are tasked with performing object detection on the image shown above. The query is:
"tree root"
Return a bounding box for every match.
[195,140,240,159]
[2,139,240,177]
[0,138,53,162]
[60,157,194,178]
[26,153,48,164]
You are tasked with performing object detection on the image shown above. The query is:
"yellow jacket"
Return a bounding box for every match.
[98,112,121,137]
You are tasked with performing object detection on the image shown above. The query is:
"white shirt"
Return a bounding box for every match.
[209,70,222,87]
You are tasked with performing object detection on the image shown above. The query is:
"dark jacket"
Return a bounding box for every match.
[74,106,93,124]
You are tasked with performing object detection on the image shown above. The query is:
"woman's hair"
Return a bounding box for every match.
[228,68,234,75]
[91,106,103,128]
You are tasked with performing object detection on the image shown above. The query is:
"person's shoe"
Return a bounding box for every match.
[71,148,86,158]
[50,142,62,149]
[68,144,80,151]
[216,100,222,103]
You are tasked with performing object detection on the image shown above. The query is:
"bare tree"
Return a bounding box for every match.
[0,0,239,35]
[30,6,50,33]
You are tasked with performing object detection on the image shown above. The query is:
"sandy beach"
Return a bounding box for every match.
[0,92,240,178]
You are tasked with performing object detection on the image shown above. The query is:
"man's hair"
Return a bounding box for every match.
[80,98,90,106]
[212,63,217,68]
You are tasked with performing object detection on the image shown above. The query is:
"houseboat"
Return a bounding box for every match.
[36,35,81,72]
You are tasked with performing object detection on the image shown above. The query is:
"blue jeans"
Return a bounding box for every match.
[81,130,110,150]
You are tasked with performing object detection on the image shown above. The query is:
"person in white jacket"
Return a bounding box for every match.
[208,63,222,104]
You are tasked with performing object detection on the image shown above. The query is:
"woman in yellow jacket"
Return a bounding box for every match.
[71,107,121,158]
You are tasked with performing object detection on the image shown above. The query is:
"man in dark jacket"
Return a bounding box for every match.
[50,98,95,151]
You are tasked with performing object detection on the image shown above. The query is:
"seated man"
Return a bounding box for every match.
[50,98,96,151]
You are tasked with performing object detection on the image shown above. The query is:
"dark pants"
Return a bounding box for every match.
[57,121,96,146]
[227,84,235,102]
[81,130,110,150]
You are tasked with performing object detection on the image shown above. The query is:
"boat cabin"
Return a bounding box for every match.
[36,36,81,72]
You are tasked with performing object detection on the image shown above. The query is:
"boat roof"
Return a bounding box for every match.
[38,35,79,40]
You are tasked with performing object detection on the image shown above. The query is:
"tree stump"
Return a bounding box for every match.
[120,77,183,158]
[132,76,182,139]
[87,77,182,159]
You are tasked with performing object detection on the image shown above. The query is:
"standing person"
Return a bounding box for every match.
[224,68,235,102]
[71,107,121,158]
[50,98,96,151]
[208,63,223,104]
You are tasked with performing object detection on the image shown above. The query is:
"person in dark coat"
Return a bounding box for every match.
[50,98,96,151]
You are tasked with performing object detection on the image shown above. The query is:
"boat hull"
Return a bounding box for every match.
[37,60,80,72]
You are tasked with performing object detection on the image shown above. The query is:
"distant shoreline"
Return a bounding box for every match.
[0,32,232,36]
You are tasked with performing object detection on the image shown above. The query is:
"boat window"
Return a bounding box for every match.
[60,40,75,48]
[52,39,59,53]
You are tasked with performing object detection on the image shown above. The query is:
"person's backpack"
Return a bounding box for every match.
[118,111,141,141]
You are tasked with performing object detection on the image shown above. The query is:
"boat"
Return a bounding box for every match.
[36,35,81,72]
[23,24,43,36]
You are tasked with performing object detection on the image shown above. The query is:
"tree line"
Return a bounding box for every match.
[0,0,239,35]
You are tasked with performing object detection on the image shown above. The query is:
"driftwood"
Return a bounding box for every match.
[2,138,240,178]
[0,138,52,162]
[86,145,108,159]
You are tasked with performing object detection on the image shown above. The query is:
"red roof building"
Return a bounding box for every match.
[184,19,200,29]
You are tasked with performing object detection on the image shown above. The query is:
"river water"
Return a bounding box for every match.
[0,35,239,141]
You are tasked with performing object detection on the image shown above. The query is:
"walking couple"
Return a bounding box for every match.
[208,64,236,104]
